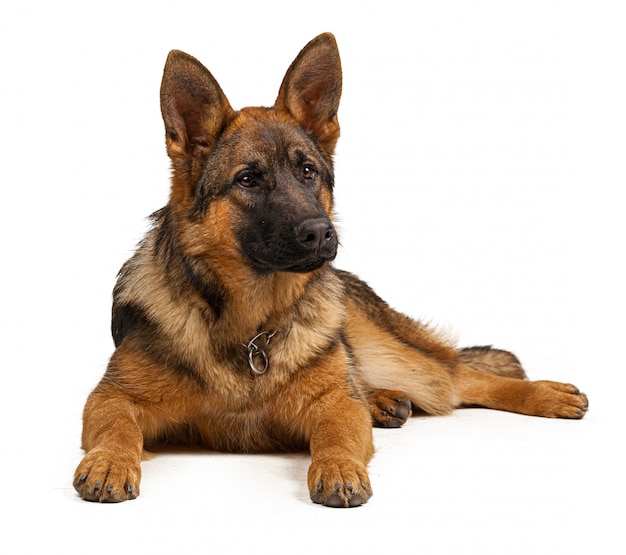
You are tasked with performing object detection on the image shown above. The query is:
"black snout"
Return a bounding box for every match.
[296,218,335,251]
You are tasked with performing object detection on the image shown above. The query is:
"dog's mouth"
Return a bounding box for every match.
[249,250,337,274]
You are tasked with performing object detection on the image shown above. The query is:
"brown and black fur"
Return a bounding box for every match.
[74,33,588,507]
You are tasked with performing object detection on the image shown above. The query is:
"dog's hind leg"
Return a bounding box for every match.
[340,271,457,417]
[346,316,457,417]
[451,364,589,418]
[338,271,588,419]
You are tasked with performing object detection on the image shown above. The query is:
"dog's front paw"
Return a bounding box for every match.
[73,447,141,502]
[308,458,372,508]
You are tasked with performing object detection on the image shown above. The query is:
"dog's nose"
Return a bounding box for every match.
[296,218,335,251]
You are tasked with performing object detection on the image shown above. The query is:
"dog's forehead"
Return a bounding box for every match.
[223,107,315,158]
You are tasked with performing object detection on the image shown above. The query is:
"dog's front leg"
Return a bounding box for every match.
[73,346,158,503]
[307,392,374,508]
[73,387,144,502]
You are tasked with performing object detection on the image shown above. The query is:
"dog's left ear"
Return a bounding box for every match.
[275,33,342,158]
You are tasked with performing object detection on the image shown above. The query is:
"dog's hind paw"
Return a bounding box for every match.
[368,389,412,428]
[73,447,141,502]
[530,381,589,419]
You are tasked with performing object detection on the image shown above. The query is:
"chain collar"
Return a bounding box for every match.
[242,331,277,375]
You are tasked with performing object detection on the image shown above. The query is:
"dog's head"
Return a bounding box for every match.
[159,33,342,274]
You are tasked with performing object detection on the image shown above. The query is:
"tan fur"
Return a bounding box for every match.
[344,305,455,416]
[74,33,588,507]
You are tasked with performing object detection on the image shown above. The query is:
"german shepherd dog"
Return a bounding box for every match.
[74,33,588,507]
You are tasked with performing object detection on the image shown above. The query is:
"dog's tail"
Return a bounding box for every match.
[458,346,527,380]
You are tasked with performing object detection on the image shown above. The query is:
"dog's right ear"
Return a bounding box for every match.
[160,51,235,168]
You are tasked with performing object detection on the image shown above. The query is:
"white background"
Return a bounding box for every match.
[1,1,624,553]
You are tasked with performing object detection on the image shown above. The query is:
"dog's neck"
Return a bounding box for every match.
[210,268,321,339]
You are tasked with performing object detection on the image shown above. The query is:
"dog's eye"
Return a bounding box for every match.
[303,165,316,180]
[238,175,257,188]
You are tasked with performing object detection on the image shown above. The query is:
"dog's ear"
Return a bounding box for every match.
[275,33,342,158]
[160,50,235,167]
